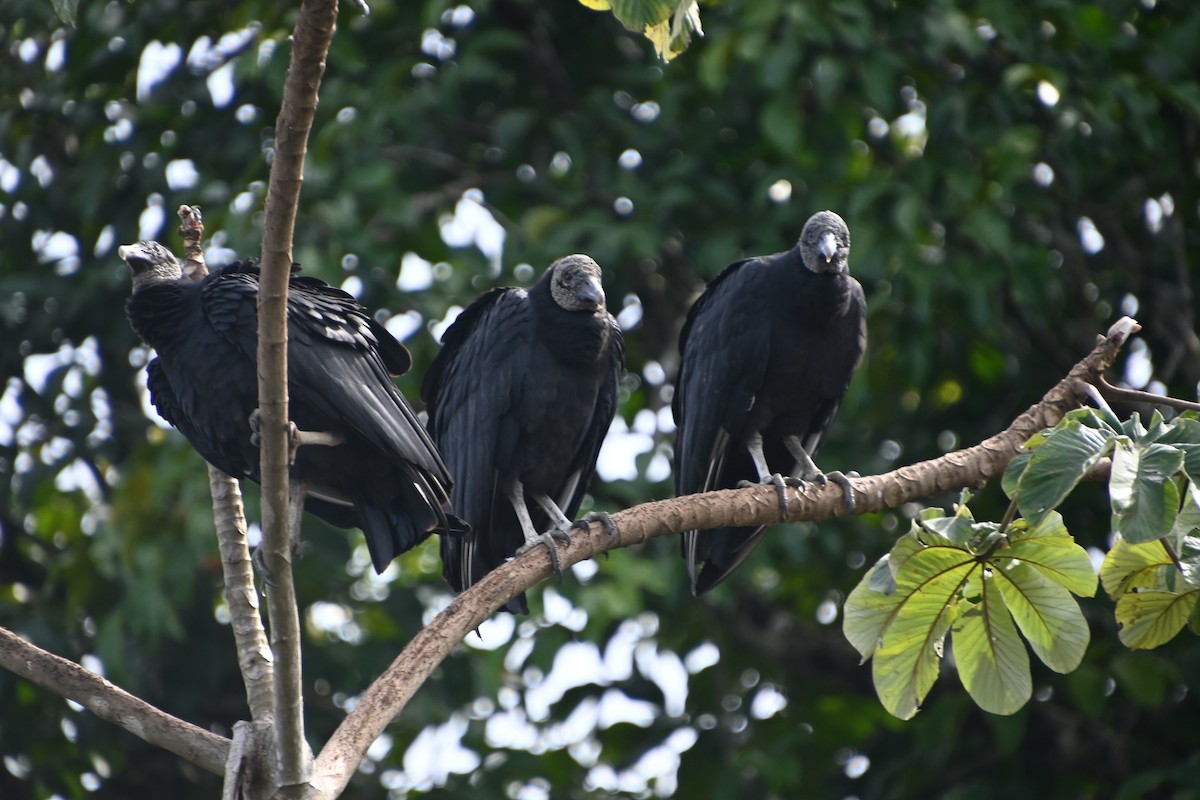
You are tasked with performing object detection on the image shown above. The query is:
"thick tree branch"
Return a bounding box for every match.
[0,626,230,775]
[209,466,276,724]
[302,320,1137,797]
[0,318,1137,795]
[257,0,339,790]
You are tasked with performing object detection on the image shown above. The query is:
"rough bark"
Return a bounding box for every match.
[0,318,1138,796]
[209,465,276,724]
[0,626,230,775]
[256,0,341,791]
[300,318,1137,799]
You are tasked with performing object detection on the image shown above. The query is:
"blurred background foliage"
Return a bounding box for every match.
[2,0,1199,797]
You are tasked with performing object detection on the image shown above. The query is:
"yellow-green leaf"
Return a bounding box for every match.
[611,0,675,29]
[953,578,1032,715]
[888,530,924,577]
[999,518,1098,597]
[580,0,703,61]
[993,562,1089,672]
[843,557,905,661]
[1100,538,1173,599]
[872,547,976,719]
[1115,590,1200,649]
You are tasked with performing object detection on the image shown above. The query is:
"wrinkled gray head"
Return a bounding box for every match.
[798,210,851,274]
[120,241,183,290]
[549,254,606,312]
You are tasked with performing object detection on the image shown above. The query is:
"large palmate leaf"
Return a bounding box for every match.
[1109,440,1184,543]
[993,561,1090,672]
[844,556,907,661]
[1116,590,1200,649]
[953,578,1031,715]
[1005,410,1117,523]
[1154,415,1200,482]
[1100,539,1175,599]
[871,546,975,720]
[1000,512,1098,597]
[846,502,1098,719]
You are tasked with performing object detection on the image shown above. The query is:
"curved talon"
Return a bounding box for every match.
[769,473,789,520]
[737,474,792,520]
[571,511,619,545]
[826,470,857,513]
[516,528,571,578]
[251,547,276,588]
[286,420,301,464]
[249,409,262,448]
[734,474,792,520]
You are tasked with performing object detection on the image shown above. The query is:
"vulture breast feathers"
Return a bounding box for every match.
[423,255,624,613]
[673,211,867,595]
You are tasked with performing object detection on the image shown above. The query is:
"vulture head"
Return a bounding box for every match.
[120,241,183,290]
[549,254,606,312]
[798,210,851,275]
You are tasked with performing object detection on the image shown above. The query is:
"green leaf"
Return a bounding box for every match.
[1012,416,1115,522]
[1109,440,1184,543]
[1001,449,1033,499]
[993,562,1090,672]
[872,547,977,720]
[609,0,675,29]
[50,0,78,26]
[844,556,905,661]
[1155,417,1200,481]
[1115,590,1200,649]
[1100,538,1174,598]
[1172,484,1200,588]
[1000,519,1098,597]
[917,512,979,547]
[1085,404,1126,435]
[887,530,924,577]
[1178,532,1200,589]
[953,577,1031,715]
[1122,411,1148,440]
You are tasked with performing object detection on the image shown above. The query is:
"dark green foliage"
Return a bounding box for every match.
[3,0,1200,798]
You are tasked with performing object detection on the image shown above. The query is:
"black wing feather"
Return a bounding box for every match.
[131,259,458,573]
[423,289,532,607]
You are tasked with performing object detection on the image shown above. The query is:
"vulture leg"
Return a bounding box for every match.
[252,479,309,586]
[735,431,791,520]
[532,493,576,547]
[782,435,857,512]
[248,410,345,464]
[509,480,568,576]
[570,511,619,545]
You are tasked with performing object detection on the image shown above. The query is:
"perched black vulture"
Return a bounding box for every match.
[422,255,625,613]
[673,211,867,595]
[121,241,463,573]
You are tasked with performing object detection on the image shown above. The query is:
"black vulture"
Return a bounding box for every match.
[121,241,463,573]
[422,255,625,613]
[673,210,867,595]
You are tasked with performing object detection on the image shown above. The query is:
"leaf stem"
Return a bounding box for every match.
[997,498,1019,535]
[1161,536,1185,572]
